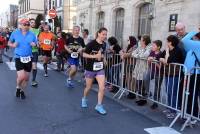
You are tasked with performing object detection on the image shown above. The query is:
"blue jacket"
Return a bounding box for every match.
[182,31,200,74]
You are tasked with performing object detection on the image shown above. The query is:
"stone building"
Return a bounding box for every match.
[45,0,78,32]
[77,0,200,47]
[18,0,44,19]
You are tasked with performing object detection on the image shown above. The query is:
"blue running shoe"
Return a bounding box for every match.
[67,79,74,88]
[95,104,107,115]
[81,98,88,108]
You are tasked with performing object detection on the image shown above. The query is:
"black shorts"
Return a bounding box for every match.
[32,52,38,63]
[42,50,52,57]
[15,58,32,72]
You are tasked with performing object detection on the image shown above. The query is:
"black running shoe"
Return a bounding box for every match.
[20,91,26,100]
[16,88,21,97]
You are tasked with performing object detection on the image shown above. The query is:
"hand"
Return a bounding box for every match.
[13,42,18,48]
[148,57,154,61]
[159,58,167,64]
[30,42,36,47]
[94,50,102,60]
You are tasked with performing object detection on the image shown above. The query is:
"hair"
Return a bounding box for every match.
[142,35,151,46]
[29,18,35,21]
[96,27,107,38]
[138,35,141,41]
[73,26,80,30]
[83,29,89,35]
[195,32,200,40]
[167,35,179,47]
[153,40,162,49]
[108,36,118,46]
[129,36,137,47]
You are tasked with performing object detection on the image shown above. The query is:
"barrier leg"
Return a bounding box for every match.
[180,117,192,131]
[169,112,181,128]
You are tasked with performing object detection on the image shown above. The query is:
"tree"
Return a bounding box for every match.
[53,16,61,33]
[35,14,44,28]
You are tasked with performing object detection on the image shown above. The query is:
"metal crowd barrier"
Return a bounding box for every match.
[80,53,199,131]
[181,67,200,131]
[104,54,190,131]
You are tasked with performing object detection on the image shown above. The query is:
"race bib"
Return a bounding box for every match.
[20,56,31,63]
[44,39,51,45]
[93,62,103,71]
[71,52,79,58]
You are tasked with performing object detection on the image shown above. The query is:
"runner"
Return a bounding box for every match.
[8,18,37,99]
[0,34,7,63]
[64,26,85,87]
[81,27,107,115]
[30,18,40,86]
[39,24,55,77]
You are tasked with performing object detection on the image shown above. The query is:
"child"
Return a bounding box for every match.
[144,40,163,109]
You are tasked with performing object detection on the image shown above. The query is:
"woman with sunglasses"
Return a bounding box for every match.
[8,18,37,99]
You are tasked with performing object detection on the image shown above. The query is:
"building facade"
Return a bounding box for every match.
[45,0,78,32]
[18,0,44,19]
[0,4,18,28]
[77,0,200,47]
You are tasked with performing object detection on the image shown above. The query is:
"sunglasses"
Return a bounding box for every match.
[22,23,30,26]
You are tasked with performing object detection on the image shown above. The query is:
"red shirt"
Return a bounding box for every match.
[56,38,65,53]
[0,36,6,49]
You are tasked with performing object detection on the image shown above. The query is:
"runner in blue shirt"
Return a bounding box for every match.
[8,18,37,100]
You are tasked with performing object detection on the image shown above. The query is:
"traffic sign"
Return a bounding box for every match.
[49,9,57,19]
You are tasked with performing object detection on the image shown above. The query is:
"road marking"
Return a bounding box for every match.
[6,62,16,70]
[144,127,181,134]
[6,62,58,71]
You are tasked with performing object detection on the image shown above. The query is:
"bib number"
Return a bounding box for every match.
[93,62,103,71]
[71,52,79,58]
[44,39,51,45]
[20,56,31,63]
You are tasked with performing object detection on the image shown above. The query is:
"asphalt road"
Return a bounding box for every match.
[0,58,163,134]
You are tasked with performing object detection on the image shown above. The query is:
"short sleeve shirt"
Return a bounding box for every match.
[84,40,104,71]
[9,29,37,58]
[39,32,54,51]
[66,36,85,58]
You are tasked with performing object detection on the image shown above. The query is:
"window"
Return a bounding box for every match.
[55,0,57,7]
[49,0,52,9]
[97,11,105,30]
[59,0,62,6]
[138,3,152,36]
[114,8,124,46]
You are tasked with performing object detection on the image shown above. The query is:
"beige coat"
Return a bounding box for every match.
[132,45,151,80]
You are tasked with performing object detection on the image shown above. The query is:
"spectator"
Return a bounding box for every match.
[132,35,151,106]
[82,29,93,45]
[182,31,200,118]
[106,36,122,93]
[160,35,184,119]
[120,36,138,99]
[175,22,188,58]
[144,40,163,109]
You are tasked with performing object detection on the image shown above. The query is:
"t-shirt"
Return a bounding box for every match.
[0,36,6,49]
[39,32,54,51]
[9,29,37,58]
[56,38,65,53]
[66,36,85,58]
[84,40,104,71]
[30,28,40,52]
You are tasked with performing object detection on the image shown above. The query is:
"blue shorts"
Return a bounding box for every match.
[67,58,79,66]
